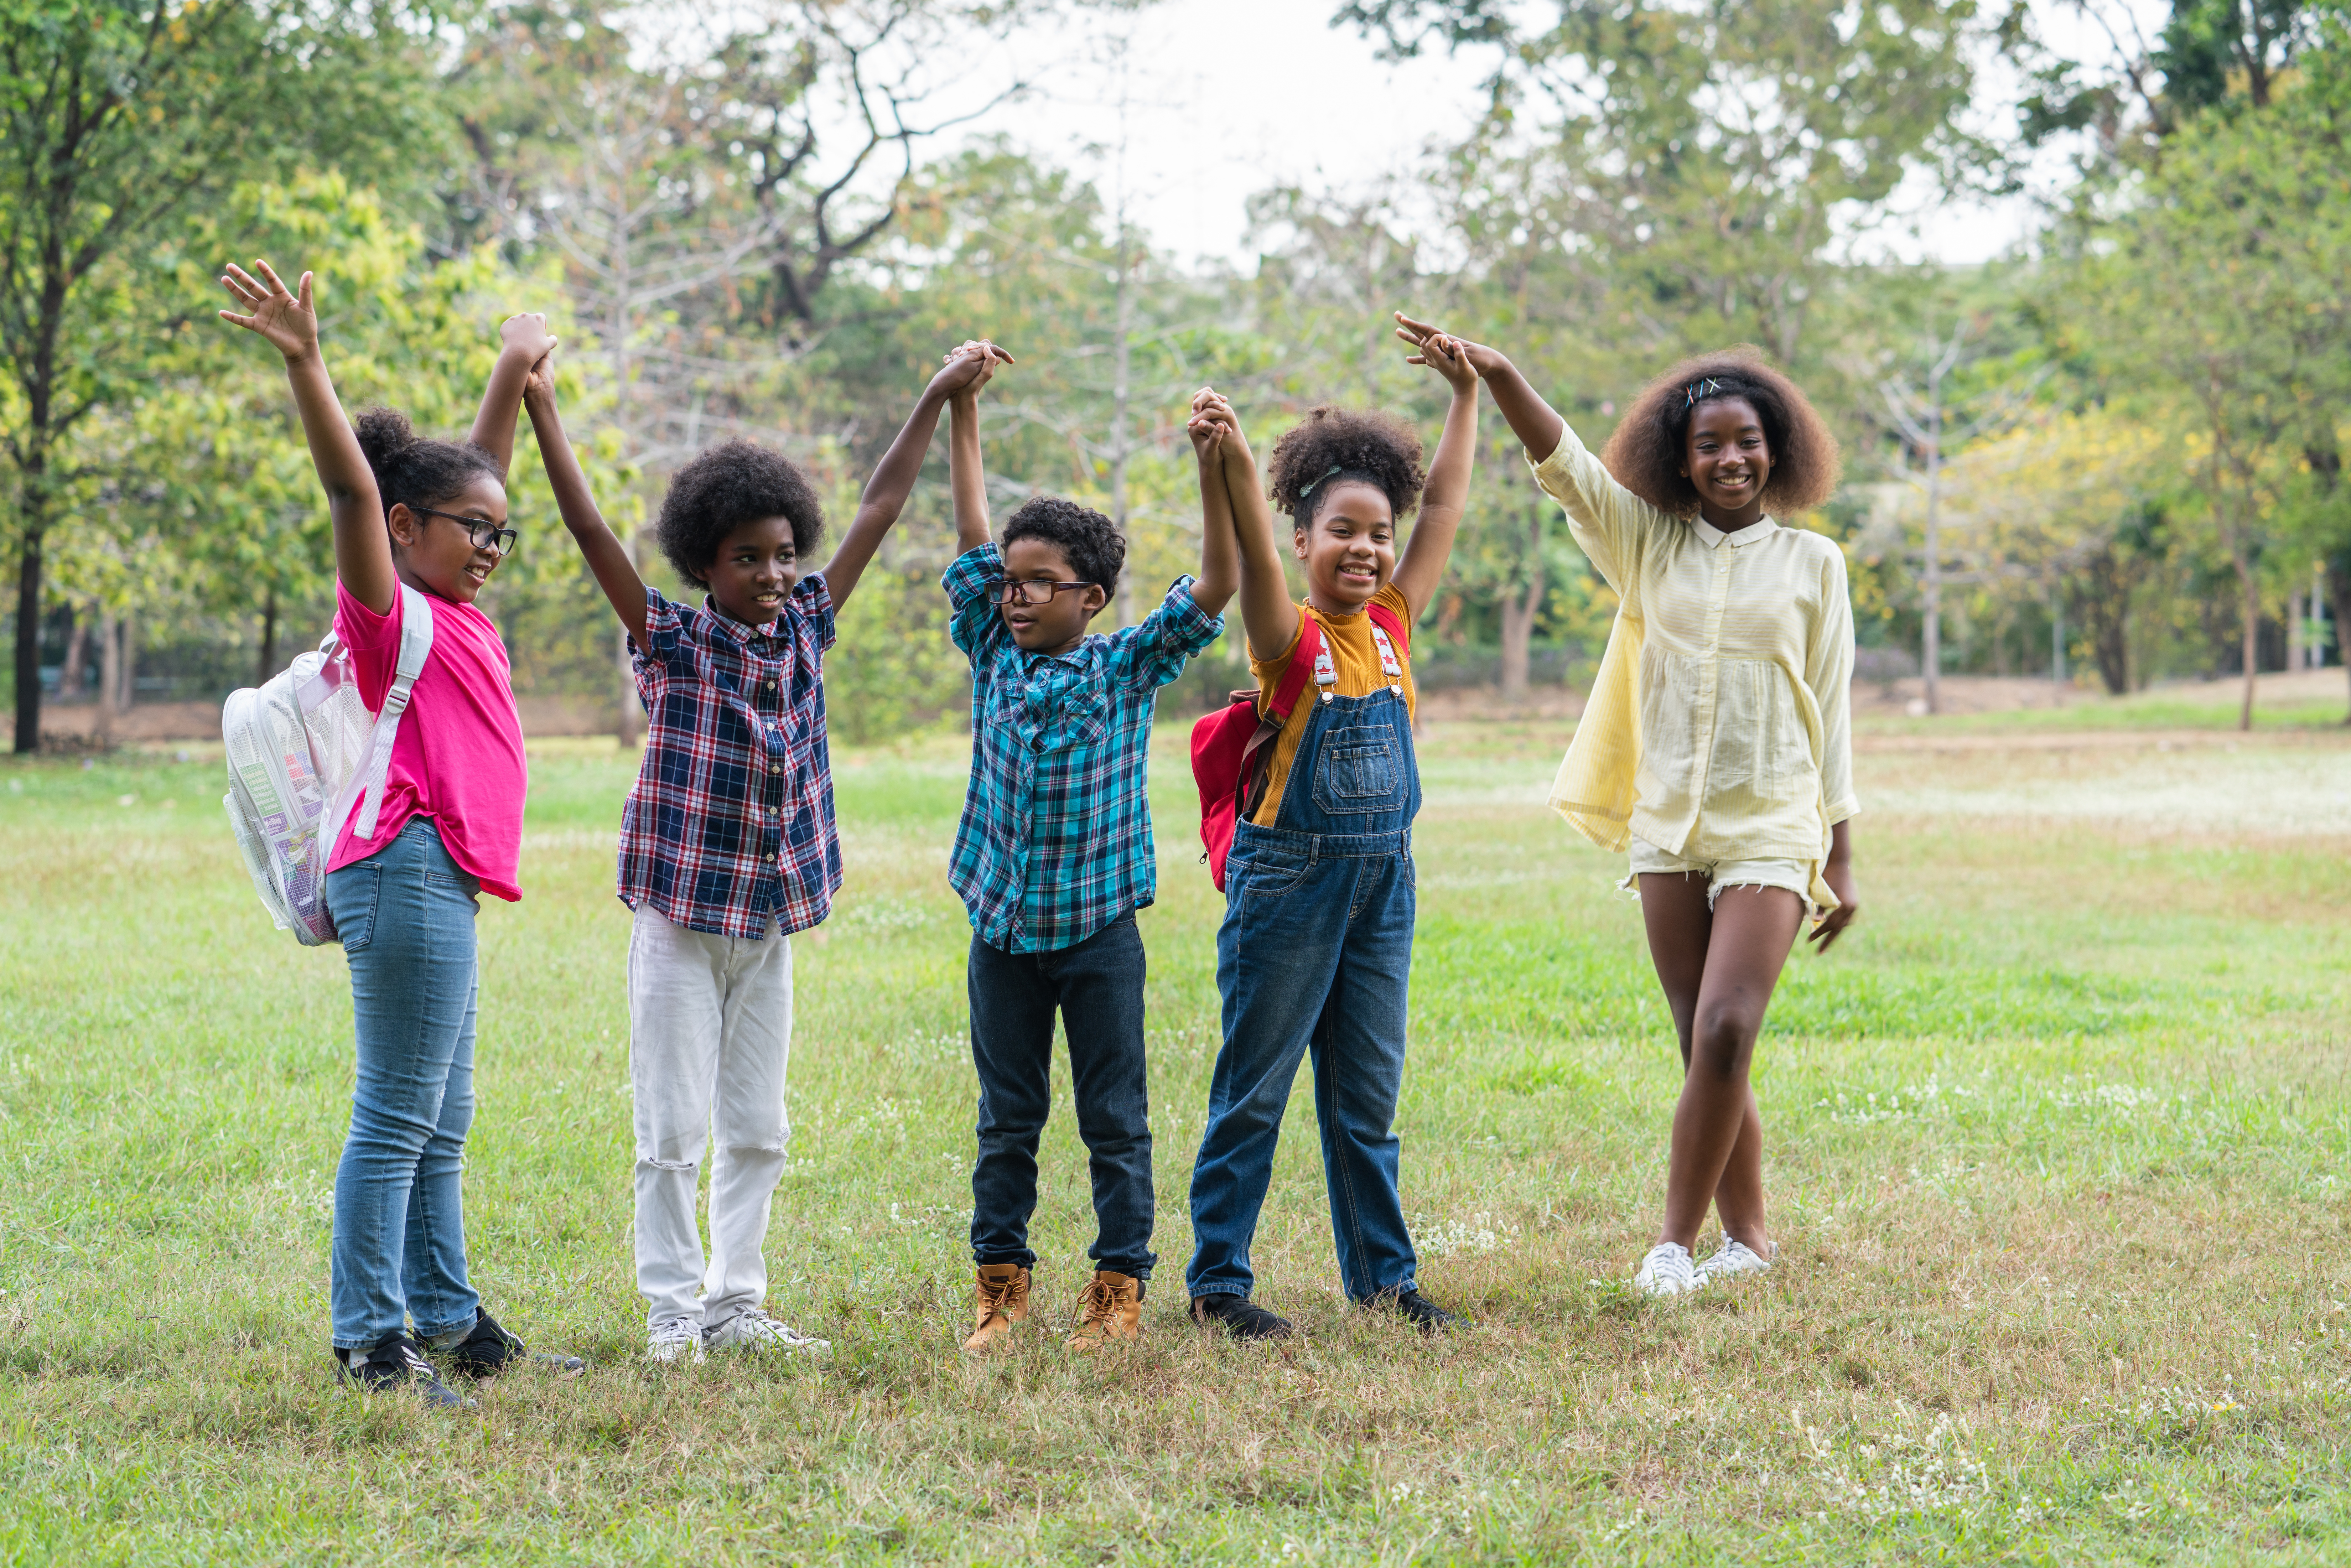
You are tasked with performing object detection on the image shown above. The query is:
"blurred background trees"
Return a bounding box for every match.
[7,0,2350,751]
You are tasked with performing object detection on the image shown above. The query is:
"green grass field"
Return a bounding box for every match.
[3,716,2348,1564]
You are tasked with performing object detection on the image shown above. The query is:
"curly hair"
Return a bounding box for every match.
[1265,406,1426,528]
[352,408,502,523]
[1002,495,1124,601]
[656,439,826,586]
[1599,349,1841,518]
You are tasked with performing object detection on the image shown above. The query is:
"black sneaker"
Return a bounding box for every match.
[432,1309,586,1380]
[1191,1293,1294,1341]
[337,1331,475,1409]
[1370,1287,1460,1335]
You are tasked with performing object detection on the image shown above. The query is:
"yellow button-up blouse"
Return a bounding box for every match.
[1530,421,1858,901]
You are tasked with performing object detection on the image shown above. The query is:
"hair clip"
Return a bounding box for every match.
[1296,464,1345,500]
[1683,377,1725,407]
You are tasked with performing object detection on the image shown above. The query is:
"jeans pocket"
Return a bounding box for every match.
[328,862,383,952]
[1238,853,1309,899]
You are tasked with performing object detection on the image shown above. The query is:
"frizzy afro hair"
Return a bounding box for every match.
[655,439,825,586]
[1599,348,1842,519]
[1265,405,1426,528]
[1001,494,1125,602]
[351,408,502,522]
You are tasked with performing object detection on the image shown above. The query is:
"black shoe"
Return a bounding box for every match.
[434,1309,586,1380]
[1370,1287,1460,1335]
[1190,1293,1294,1341]
[337,1331,475,1409]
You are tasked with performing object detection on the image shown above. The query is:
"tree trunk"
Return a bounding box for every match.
[117,616,138,713]
[95,610,119,744]
[2072,550,2133,698]
[258,586,280,687]
[2237,563,2259,733]
[2328,553,2351,722]
[58,599,82,705]
[11,521,42,754]
[1499,499,1547,703]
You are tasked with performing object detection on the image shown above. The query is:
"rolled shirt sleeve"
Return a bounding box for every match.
[943,542,1010,663]
[1110,575,1224,691]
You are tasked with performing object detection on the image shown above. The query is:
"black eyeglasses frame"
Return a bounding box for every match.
[411,507,520,557]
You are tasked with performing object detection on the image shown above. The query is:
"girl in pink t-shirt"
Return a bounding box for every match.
[220,259,576,1405]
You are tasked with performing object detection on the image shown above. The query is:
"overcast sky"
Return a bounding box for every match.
[924,0,2170,272]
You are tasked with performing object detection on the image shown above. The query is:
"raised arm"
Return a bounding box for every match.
[1193,389,1300,664]
[1398,311,1564,462]
[1397,311,1652,591]
[469,312,559,475]
[949,367,994,558]
[1387,325,1481,621]
[827,339,1012,609]
[219,260,395,615]
[1186,396,1239,618]
[523,355,648,646]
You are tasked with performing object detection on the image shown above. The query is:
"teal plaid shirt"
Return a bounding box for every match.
[944,543,1223,953]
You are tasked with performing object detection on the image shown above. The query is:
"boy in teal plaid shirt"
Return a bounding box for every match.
[939,345,1237,1352]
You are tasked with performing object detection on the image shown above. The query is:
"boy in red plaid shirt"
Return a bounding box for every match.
[527,343,1002,1363]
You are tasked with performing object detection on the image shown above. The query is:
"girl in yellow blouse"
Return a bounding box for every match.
[1397,318,1859,1298]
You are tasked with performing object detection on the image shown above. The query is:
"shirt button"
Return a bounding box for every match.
[770,764,781,775]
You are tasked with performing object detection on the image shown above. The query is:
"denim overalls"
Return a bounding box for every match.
[1185,646,1423,1304]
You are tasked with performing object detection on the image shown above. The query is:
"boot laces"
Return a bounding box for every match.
[1077,1277,1130,1326]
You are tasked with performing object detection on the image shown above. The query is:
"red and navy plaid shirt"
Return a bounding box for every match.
[617,578,841,939]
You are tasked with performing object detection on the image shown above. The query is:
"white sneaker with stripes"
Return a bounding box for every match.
[705,1307,829,1355]
[1696,1235,1777,1280]
[1632,1242,1707,1298]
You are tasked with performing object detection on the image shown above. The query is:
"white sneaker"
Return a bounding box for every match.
[1632,1242,1707,1298]
[705,1307,829,1355]
[647,1319,704,1365]
[1696,1235,1777,1280]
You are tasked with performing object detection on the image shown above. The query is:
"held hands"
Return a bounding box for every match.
[500,311,557,367]
[218,260,319,362]
[1394,312,1507,388]
[1187,387,1250,469]
[934,339,1013,404]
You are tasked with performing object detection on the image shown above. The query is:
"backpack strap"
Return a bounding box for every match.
[1261,611,1325,722]
[343,584,436,842]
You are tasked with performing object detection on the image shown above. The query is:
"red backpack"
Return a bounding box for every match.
[1189,603,1410,891]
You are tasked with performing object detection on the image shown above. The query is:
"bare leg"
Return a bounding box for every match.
[1639,877,1801,1255]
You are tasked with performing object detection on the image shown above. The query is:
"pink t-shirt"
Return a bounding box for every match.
[326,581,529,901]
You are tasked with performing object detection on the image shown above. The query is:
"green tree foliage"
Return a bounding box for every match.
[0,0,443,749]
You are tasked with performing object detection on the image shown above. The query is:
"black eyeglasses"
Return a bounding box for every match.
[414,507,519,557]
[990,579,1096,606]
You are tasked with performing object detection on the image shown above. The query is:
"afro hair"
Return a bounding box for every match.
[352,407,502,522]
[1265,406,1426,529]
[656,439,826,586]
[1599,349,1842,519]
[1001,495,1125,603]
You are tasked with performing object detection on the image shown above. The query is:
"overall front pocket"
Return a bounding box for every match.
[1310,727,1400,814]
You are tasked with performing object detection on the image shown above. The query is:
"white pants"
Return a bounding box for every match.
[628,903,793,1333]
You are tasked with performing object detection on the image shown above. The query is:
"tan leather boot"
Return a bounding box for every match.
[1065,1270,1143,1351]
[963,1264,1031,1352]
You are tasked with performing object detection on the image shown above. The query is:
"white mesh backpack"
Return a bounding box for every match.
[221,583,436,944]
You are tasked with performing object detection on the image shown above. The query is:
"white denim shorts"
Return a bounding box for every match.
[1622,840,1825,916]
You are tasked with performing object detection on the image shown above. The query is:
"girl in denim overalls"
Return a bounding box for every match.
[1179,320,1481,1340]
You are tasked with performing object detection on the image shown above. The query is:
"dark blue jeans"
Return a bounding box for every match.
[323,817,483,1350]
[967,913,1156,1281]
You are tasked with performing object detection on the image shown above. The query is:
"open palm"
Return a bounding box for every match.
[218,260,318,361]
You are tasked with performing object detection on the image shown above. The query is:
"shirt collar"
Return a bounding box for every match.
[701,595,781,642]
[1692,514,1777,549]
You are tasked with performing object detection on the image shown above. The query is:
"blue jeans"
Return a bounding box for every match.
[324,818,483,1349]
[967,913,1156,1280]
[1187,685,1423,1304]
